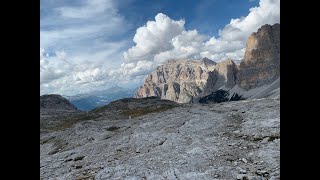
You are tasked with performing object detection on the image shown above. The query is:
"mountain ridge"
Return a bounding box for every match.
[65,86,136,111]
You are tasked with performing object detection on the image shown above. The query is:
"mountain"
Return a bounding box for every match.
[237,23,280,90]
[66,86,136,111]
[40,94,83,132]
[134,58,239,103]
[200,23,280,103]
[40,94,78,111]
[106,85,127,93]
[135,23,280,103]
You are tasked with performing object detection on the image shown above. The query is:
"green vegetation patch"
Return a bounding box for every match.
[121,104,177,118]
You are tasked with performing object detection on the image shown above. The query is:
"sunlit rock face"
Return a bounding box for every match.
[134,58,238,103]
[237,23,280,90]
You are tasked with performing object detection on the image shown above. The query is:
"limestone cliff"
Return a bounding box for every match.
[134,58,238,103]
[237,23,280,90]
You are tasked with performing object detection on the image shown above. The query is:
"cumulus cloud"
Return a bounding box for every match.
[154,30,206,64]
[123,0,280,72]
[202,0,280,61]
[122,13,207,77]
[219,0,280,42]
[40,49,70,85]
[123,13,185,62]
[40,48,115,95]
[109,61,154,79]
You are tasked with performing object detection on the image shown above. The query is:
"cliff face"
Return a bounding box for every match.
[134,59,214,103]
[237,23,280,90]
[134,58,238,103]
[210,59,238,90]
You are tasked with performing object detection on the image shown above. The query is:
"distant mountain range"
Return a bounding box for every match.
[65,85,136,111]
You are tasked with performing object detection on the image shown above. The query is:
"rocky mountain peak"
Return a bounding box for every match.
[201,57,217,65]
[238,23,280,90]
[135,58,238,103]
[134,59,216,103]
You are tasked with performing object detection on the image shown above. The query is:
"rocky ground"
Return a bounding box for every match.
[40,97,279,180]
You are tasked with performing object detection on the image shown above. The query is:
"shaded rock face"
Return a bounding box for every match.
[40,95,82,132]
[40,94,78,111]
[199,89,244,104]
[210,59,238,90]
[134,58,238,103]
[237,23,280,90]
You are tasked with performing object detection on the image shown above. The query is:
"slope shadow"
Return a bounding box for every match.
[198,89,244,104]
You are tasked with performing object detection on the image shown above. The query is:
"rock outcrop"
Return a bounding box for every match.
[40,94,78,111]
[40,94,82,132]
[210,59,238,90]
[134,59,215,103]
[237,23,280,90]
[134,58,238,103]
[41,97,280,180]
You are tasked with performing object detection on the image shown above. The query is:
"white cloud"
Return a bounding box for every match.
[55,50,67,61]
[123,13,185,63]
[122,13,207,78]
[57,0,115,19]
[219,0,280,42]
[40,50,70,85]
[41,0,280,95]
[40,0,132,95]
[123,0,280,70]
[154,30,207,64]
[40,49,116,95]
[40,0,128,55]
[109,61,154,78]
[201,0,280,61]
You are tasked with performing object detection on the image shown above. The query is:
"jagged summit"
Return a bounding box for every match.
[238,23,280,90]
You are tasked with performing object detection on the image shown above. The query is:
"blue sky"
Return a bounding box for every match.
[116,0,259,37]
[40,0,279,96]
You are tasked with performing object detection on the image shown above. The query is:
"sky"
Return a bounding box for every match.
[40,0,280,96]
